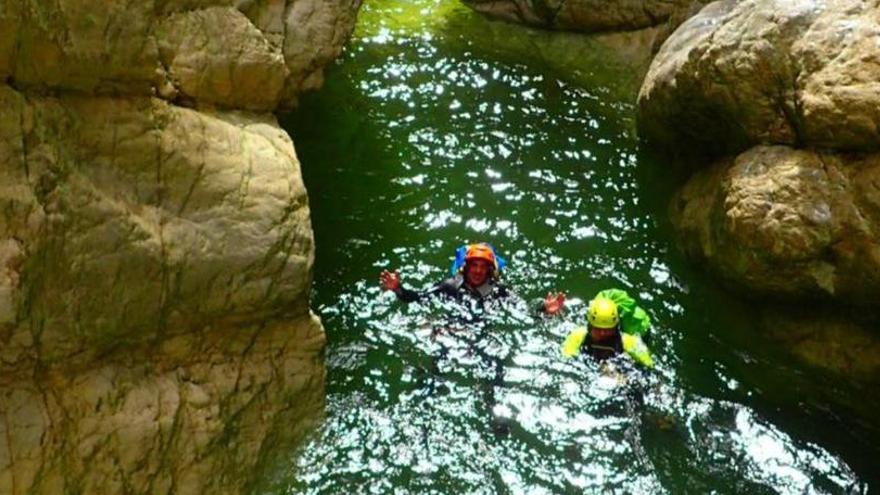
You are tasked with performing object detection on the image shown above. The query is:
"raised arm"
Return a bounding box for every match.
[380,270,448,303]
[531,291,566,316]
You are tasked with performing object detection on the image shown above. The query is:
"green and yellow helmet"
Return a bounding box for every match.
[587,296,619,329]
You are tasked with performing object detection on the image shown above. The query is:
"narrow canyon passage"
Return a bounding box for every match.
[270,1,878,492]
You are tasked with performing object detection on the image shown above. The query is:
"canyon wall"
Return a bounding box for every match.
[639,0,880,379]
[0,1,361,492]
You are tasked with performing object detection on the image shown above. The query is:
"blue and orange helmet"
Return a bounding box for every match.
[450,243,506,278]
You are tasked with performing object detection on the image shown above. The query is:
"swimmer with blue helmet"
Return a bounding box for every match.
[380,242,565,315]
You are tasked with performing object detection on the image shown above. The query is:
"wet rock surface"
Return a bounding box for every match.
[0,318,325,494]
[0,0,360,110]
[0,0,361,492]
[0,88,317,370]
[760,308,880,384]
[639,0,880,159]
[461,0,708,33]
[641,0,880,302]
[670,145,880,305]
[641,0,880,375]
[457,0,713,95]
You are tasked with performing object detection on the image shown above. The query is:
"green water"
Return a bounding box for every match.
[273,1,877,492]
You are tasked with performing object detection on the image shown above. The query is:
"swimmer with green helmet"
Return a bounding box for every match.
[561,289,654,368]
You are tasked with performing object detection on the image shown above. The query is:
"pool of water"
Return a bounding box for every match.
[271,1,878,492]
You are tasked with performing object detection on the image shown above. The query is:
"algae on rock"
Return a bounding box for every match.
[462,0,707,33]
[0,0,362,492]
[639,0,880,159]
[639,0,880,380]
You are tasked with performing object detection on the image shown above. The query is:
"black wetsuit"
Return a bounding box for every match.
[394,274,509,305]
[582,331,624,362]
[395,274,510,427]
[394,274,548,437]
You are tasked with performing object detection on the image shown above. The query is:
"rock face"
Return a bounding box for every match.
[639,0,880,159]
[0,90,318,370]
[640,0,880,374]
[0,1,360,110]
[641,0,880,301]
[0,319,326,493]
[0,1,361,493]
[761,308,880,385]
[462,0,708,33]
[671,145,880,304]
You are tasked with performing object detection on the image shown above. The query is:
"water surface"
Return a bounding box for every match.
[274,1,877,492]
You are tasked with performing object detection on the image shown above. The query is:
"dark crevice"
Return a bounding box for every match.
[18,88,29,180]
[146,387,184,494]
[155,104,171,347]
[779,55,807,148]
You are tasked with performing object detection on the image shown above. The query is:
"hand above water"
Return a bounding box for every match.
[543,292,566,316]
[379,270,401,292]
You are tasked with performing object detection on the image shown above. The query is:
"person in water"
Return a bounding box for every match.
[381,242,565,437]
[561,289,654,368]
[379,242,565,314]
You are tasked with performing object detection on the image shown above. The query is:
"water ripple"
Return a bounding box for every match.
[274,0,873,493]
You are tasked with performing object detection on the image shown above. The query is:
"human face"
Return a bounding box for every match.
[464,259,492,287]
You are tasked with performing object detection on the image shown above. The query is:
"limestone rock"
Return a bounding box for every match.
[761,309,880,384]
[671,145,880,304]
[0,1,363,490]
[0,0,160,95]
[282,0,364,107]
[156,7,288,110]
[639,0,880,158]
[0,317,326,495]
[796,2,880,151]
[0,0,362,110]
[0,85,315,371]
[462,0,707,33]
[648,0,714,53]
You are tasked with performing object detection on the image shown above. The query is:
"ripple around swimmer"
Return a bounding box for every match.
[270,0,876,492]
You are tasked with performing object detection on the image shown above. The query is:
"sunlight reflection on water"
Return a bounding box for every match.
[275,0,868,493]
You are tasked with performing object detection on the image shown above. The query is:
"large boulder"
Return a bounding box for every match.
[281,0,363,105]
[462,0,707,33]
[643,0,880,378]
[0,0,361,110]
[639,0,880,159]
[0,87,316,370]
[760,308,880,384]
[0,0,362,492]
[0,318,325,494]
[671,145,880,305]
[643,0,880,307]
[0,87,323,494]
